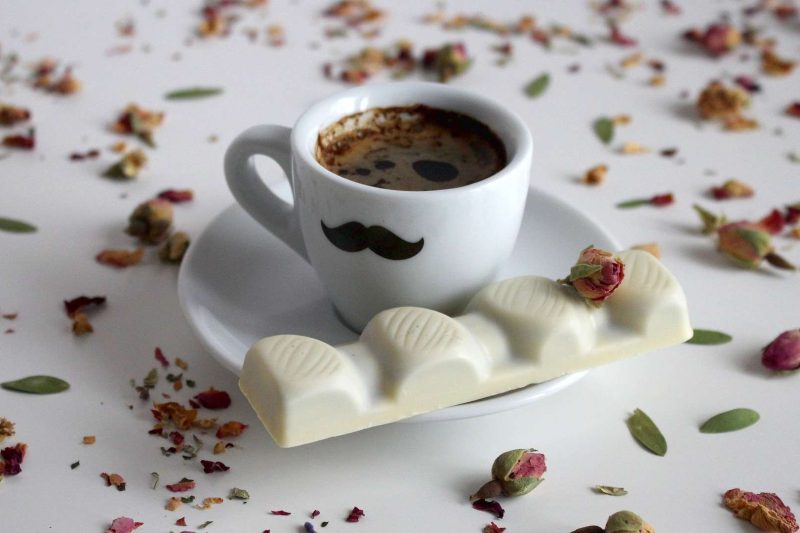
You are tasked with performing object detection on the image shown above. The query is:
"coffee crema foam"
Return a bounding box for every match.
[315,105,507,191]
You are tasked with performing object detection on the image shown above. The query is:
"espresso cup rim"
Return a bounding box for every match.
[292,81,532,196]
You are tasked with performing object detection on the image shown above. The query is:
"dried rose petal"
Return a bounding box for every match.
[759,209,785,235]
[472,499,505,519]
[1,443,27,476]
[101,472,127,491]
[762,49,796,76]
[201,459,230,473]
[786,102,800,119]
[421,42,471,82]
[112,104,164,147]
[0,103,31,126]
[311,510,320,518]
[560,247,625,304]
[106,517,143,533]
[158,189,194,203]
[582,164,608,185]
[786,204,800,225]
[270,510,291,516]
[724,488,798,533]
[169,431,184,446]
[483,523,506,533]
[684,23,741,56]
[126,199,172,244]
[762,329,800,371]
[651,193,674,206]
[216,421,248,439]
[608,22,637,46]
[64,295,106,318]
[345,506,365,522]
[2,129,35,150]
[155,347,169,367]
[697,81,751,124]
[152,402,198,430]
[96,248,145,268]
[734,75,761,94]
[166,478,196,492]
[194,388,231,409]
[69,149,100,161]
[711,179,754,200]
[0,418,15,443]
[174,516,186,525]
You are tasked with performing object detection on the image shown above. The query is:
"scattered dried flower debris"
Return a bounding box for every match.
[229,487,250,500]
[422,43,472,82]
[194,388,231,409]
[762,329,800,371]
[483,523,506,533]
[711,179,754,200]
[69,149,100,161]
[96,248,145,268]
[471,448,546,500]
[112,104,164,147]
[31,59,81,94]
[271,510,291,516]
[761,49,796,76]
[684,23,740,56]
[105,516,143,533]
[661,0,681,15]
[0,418,15,442]
[593,485,628,496]
[198,520,214,529]
[617,193,674,209]
[101,472,127,491]
[697,81,757,131]
[2,128,35,150]
[104,149,148,180]
[1,442,27,477]
[152,401,197,430]
[524,73,550,98]
[724,488,798,533]
[83,435,96,445]
[620,141,649,155]
[196,497,224,510]
[345,506,366,522]
[786,103,800,119]
[216,421,248,439]
[559,246,625,305]
[201,459,230,473]
[582,164,608,186]
[607,21,637,47]
[472,499,505,519]
[160,231,191,263]
[760,209,785,235]
[593,117,615,144]
[127,199,173,244]
[64,295,106,336]
[158,189,194,203]
[0,103,31,126]
[166,477,196,492]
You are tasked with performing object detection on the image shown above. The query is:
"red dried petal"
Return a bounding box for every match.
[650,193,674,206]
[2,129,35,150]
[155,347,169,367]
[786,102,800,118]
[311,510,320,519]
[166,479,196,492]
[759,209,785,235]
[345,506,365,523]
[169,431,185,446]
[510,451,546,479]
[734,76,761,94]
[1,443,27,476]
[270,510,291,516]
[105,517,143,533]
[64,296,106,318]
[175,517,187,526]
[200,459,230,473]
[69,149,100,161]
[483,523,506,533]
[158,189,194,203]
[472,499,505,519]
[194,388,231,409]
[216,421,248,439]
[609,23,637,46]
[101,472,127,491]
[786,206,800,225]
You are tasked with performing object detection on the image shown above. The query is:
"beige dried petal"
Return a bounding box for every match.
[166,497,182,511]
[72,313,93,336]
[82,435,96,445]
[648,74,666,87]
[621,141,650,154]
[612,114,632,125]
[0,417,15,442]
[582,164,608,185]
[632,242,661,258]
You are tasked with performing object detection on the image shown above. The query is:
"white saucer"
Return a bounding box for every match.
[177,182,620,422]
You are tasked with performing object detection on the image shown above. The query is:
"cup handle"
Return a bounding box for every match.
[224,125,308,261]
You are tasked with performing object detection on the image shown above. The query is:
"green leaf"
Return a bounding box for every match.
[0,217,37,233]
[525,73,550,98]
[165,87,223,100]
[700,408,760,433]
[692,204,725,234]
[626,408,667,456]
[569,263,602,281]
[593,117,614,144]
[686,328,732,345]
[593,485,627,496]
[616,198,651,209]
[2,375,70,394]
[229,487,250,500]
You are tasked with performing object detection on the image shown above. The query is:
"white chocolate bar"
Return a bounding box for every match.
[240,251,692,447]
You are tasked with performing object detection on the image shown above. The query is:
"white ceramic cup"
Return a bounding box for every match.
[225,82,532,331]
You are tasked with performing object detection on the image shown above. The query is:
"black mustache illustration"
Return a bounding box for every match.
[320,220,424,260]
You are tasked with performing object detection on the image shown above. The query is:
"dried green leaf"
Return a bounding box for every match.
[198,521,213,529]
[0,216,37,233]
[569,263,602,281]
[616,198,651,209]
[229,487,250,500]
[1,375,70,394]
[686,329,732,345]
[593,485,628,496]
[181,495,195,504]
[700,408,759,433]
[151,472,159,489]
[525,73,550,98]
[593,117,614,144]
[626,408,667,456]
[70,461,80,470]
[692,204,726,234]
[143,368,158,388]
[165,87,223,100]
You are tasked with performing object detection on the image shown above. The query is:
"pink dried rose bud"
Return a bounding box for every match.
[762,329,800,371]
[684,23,741,56]
[724,488,798,533]
[717,221,795,270]
[559,246,625,304]
[470,448,546,500]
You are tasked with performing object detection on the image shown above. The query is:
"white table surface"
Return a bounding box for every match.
[2,1,799,531]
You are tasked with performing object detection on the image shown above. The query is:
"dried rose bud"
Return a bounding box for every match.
[762,329,800,371]
[711,179,754,200]
[560,246,625,304]
[127,199,173,245]
[470,449,546,500]
[582,164,608,185]
[422,43,471,82]
[761,49,796,76]
[159,231,190,263]
[0,103,31,126]
[684,23,741,56]
[724,488,798,533]
[605,510,655,533]
[104,149,147,180]
[717,221,794,270]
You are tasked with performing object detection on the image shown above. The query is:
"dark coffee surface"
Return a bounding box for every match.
[315,105,507,191]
